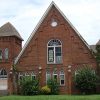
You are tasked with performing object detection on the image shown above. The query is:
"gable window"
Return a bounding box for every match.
[60,70,65,86]
[47,39,62,64]
[4,48,9,60]
[0,50,2,60]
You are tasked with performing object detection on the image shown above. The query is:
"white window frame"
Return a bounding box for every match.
[0,69,7,79]
[60,70,65,86]
[18,73,23,84]
[46,71,51,84]
[25,72,30,76]
[53,70,58,81]
[31,72,36,80]
[47,39,62,64]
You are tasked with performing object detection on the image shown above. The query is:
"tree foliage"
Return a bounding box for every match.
[19,76,39,95]
[95,45,100,64]
[47,79,59,95]
[74,66,98,94]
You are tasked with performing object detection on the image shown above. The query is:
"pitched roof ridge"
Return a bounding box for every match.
[15,1,55,64]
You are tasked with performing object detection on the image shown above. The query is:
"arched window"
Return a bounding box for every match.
[0,69,7,78]
[47,39,62,64]
[4,48,9,60]
[60,70,65,86]
[0,50,3,60]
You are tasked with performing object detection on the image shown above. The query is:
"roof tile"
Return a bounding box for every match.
[0,22,23,40]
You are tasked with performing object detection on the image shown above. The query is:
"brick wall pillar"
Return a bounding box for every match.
[8,69,14,95]
[67,65,72,94]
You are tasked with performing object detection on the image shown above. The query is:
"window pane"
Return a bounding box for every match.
[0,69,7,75]
[46,71,51,83]
[53,75,57,80]
[47,74,51,80]
[48,39,61,46]
[60,70,65,85]
[61,80,64,85]
[55,47,61,53]
[48,47,54,62]
[55,56,62,63]
[4,48,9,60]
[60,75,64,80]
[55,47,62,63]
[56,47,61,56]
[0,50,2,60]
[32,75,36,80]
[47,39,62,64]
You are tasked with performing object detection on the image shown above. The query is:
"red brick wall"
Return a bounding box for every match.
[0,36,22,94]
[16,6,97,94]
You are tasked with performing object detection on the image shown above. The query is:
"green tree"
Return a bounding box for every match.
[95,45,100,72]
[74,66,98,94]
[19,76,39,95]
[47,79,59,95]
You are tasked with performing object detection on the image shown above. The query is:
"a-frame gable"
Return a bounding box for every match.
[15,1,90,64]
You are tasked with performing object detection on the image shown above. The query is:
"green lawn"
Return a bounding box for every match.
[0,95,100,100]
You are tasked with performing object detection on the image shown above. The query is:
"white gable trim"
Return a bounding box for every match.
[15,1,90,64]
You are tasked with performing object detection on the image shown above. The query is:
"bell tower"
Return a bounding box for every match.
[0,22,23,94]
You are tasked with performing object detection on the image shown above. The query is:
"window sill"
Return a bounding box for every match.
[60,85,65,87]
[47,62,63,65]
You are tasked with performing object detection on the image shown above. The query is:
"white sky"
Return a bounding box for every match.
[0,0,100,46]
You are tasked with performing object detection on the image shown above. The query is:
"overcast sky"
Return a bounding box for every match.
[0,0,100,46]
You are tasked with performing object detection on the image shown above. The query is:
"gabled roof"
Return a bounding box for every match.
[0,22,23,40]
[90,45,96,52]
[96,40,100,45]
[15,1,90,64]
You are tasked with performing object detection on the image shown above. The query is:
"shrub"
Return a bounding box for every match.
[47,79,59,95]
[20,76,39,95]
[74,65,98,94]
[41,85,51,95]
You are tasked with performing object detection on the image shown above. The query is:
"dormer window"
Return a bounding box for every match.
[47,39,62,64]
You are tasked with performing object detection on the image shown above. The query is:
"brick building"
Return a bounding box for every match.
[0,2,97,95]
[0,22,23,95]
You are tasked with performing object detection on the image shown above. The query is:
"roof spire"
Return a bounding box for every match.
[0,22,23,40]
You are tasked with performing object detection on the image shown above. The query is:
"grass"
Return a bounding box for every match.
[0,95,100,100]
